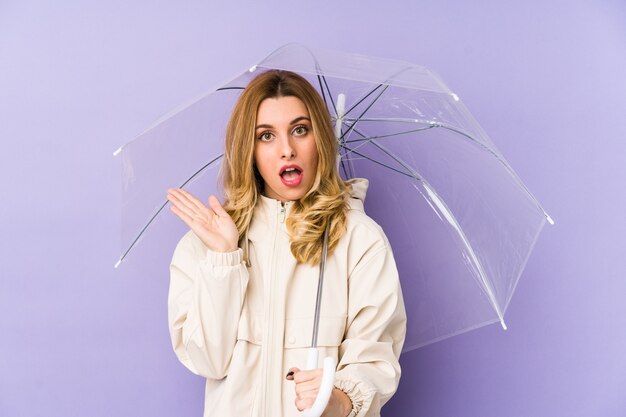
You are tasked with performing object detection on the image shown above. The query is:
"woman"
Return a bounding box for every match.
[167,70,406,417]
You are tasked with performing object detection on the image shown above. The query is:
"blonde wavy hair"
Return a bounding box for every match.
[221,70,351,265]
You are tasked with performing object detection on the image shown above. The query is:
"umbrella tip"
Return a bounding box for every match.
[249,65,257,73]
[114,258,122,269]
[113,146,122,156]
[546,214,555,225]
[500,319,508,330]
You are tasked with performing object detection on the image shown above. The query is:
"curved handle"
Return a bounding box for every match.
[301,348,336,417]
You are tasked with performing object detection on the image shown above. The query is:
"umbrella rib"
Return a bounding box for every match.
[345,117,502,163]
[316,75,330,112]
[339,145,414,179]
[343,117,504,165]
[320,75,338,117]
[343,116,550,222]
[318,74,353,178]
[367,139,423,180]
[337,117,356,178]
[342,123,406,156]
[216,86,245,91]
[337,83,388,176]
[344,117,440,123]
[343,84,384,118]
[342,59,426,120]
[339,85,390,143]
[116,154,224,267]
[339,145,352,179]
[344,125,437,143]
[337,138,351,179]
[345,117,499,155]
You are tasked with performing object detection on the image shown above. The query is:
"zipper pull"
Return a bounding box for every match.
[280,203,286,223]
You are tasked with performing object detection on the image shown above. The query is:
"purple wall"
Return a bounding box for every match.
[1,1,625,416]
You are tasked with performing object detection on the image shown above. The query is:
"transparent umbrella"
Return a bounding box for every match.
[114,43,553,353]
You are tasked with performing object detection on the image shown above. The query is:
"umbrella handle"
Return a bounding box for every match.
[301,348,336,417]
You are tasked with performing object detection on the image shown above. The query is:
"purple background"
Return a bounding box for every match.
[1,1,625,416]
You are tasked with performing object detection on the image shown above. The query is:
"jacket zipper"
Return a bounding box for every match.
[265,201,285,416]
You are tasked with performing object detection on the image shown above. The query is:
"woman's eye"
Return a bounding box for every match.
[293,126,308,136]
[259,132,273,141]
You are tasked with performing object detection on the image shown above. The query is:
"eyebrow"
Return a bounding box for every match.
[255,116,311,130]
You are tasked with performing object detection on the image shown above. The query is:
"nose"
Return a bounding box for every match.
[279,136,296,160]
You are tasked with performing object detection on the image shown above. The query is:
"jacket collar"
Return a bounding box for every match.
[345,177,368,211]
[247,194,293,244]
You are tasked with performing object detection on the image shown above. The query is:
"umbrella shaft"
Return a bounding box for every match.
[311,225,329,348]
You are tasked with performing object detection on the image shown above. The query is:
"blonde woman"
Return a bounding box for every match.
[167,70,406,417]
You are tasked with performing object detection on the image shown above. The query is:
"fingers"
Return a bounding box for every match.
[285,367,299,381]
[286,367,318,381]
[293,368,322,384]
[178,188,211,214]
[167,189,227,221]
[166,188,238,252]
[167,190,199,220]
[294,373,322,395]
[169,202,194,228]
[286,368,324,411]
[295,395,317,412]
[168,188,209,214]
[208,195,229,217]
[294,386,320,412]
[168,188,216,220]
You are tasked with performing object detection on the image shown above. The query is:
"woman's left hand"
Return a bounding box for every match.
[287,367,352,417]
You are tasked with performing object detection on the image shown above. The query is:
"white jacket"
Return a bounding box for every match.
[168,178,406,417]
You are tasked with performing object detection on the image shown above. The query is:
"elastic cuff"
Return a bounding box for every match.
[334,378,372,417]
[205,248,243,266]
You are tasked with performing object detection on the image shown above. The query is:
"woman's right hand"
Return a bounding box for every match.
[167,188,239,253]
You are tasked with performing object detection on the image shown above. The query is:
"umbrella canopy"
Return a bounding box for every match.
[115,43,553,352]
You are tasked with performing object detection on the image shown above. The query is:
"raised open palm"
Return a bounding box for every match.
[167,188,239,253]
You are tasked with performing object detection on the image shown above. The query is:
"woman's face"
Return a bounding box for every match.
[254,96,319,202]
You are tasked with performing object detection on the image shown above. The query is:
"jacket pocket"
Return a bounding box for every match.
[284,316,347,348]
[237,310,263,345]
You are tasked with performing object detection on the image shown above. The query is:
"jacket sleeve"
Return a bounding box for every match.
[168,231,249,380]
[334,235,407,417]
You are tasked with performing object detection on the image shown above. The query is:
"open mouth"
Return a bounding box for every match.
[279,165,303,186]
